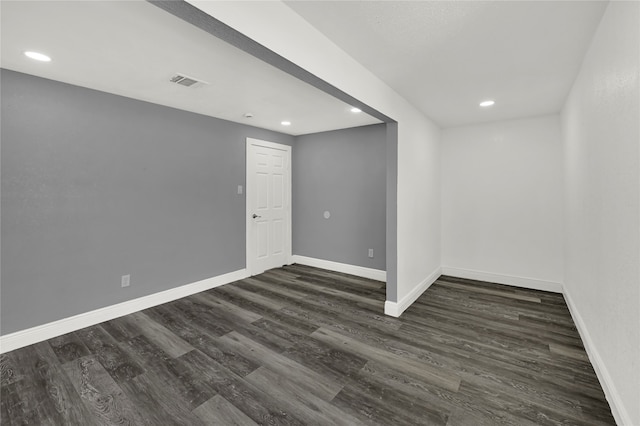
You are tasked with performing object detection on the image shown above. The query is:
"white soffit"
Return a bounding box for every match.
[0,0,381,135]
[285,1,608,128]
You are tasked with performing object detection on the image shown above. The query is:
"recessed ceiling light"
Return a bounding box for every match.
[281,121,291,126]
[479,100,495,107]
[24,51,51,62]
[350,107,362,113]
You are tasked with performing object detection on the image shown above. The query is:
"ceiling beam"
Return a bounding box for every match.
[147,0,394,124]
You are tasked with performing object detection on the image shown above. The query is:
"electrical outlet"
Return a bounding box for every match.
[121,274,130,288]
[368,249,374,258]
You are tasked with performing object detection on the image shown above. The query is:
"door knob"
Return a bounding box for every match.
[252,214,261,219]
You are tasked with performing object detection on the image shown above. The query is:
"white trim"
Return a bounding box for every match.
[246,138,292,276]
[384,266,441,317]
[441,266,563,293]
[0,269,249,354]
[291,255,386,282]
[563,288,632,426]
[246,138,291,152]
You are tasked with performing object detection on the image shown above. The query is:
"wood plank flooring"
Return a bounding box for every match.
[1,265,615,425]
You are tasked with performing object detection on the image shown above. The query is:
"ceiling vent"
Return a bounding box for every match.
[169,73,209,88]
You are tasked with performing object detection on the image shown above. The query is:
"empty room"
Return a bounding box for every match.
[1,1,638,425]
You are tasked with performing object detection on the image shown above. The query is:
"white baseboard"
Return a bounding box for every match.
[563,288,632,426]
[441,266,563,293]
[384,267,441,317]
[0,269,249,354]
[291,255,386,282]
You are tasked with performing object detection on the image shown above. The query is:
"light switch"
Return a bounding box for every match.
[237,185,243,195]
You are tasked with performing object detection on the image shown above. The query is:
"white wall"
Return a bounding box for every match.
[441,115,563,291]
[397,116,441,304]
[561,2,639,425]
[188,1,442,310]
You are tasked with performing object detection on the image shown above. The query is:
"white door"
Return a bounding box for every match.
[246,138,292,275]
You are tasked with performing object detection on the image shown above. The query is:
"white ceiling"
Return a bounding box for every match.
[0,0,380,136]
[285,1,609,128]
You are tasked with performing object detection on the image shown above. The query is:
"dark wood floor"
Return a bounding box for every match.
[1,265,615,425]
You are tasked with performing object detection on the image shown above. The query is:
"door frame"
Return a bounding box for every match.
[245,138,292,276]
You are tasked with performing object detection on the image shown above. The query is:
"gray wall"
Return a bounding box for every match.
[292,124,387,270]
[1,69,294,334]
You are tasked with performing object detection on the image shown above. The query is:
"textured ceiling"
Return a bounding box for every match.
[0,1,380,136]
[286,1,608,127]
